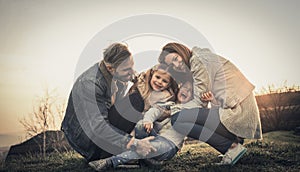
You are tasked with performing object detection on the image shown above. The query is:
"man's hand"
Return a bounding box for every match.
[143,121,153,133]
[136,136,157,157]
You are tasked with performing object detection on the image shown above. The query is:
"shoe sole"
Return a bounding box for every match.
[88,161,110,171]
[231,148,247,166]
[88,162,97,169]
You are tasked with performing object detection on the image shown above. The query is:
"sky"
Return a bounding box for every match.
[0,0,299,145]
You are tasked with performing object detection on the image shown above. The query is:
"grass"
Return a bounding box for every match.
[1,131,299,172]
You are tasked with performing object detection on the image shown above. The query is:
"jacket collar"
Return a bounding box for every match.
[99,60,113,89]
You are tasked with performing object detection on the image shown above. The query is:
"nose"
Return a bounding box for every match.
[156,79,163,85]
[174,61,180,67]
[178,61,184,68]
[174,61,183,68]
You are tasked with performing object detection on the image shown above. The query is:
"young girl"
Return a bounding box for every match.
[136,72,194,138]
[107,63,178,134]
[132,64,179,136]
[131,63,178,112]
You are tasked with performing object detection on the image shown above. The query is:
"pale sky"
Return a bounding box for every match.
[0,0,299,140]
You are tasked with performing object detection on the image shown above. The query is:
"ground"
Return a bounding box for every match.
[1,131,299,172]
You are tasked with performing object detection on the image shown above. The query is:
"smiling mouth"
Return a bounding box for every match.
[155,82,162,87]
[152,84,161,90]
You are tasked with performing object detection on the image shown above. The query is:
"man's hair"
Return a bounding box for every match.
[103,43,131,68]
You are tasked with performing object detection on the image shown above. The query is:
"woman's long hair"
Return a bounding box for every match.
[158,42,192,69]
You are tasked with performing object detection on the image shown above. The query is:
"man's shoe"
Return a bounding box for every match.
[140,158,164,167]
[216,143,247,166]
[88,158,112,171]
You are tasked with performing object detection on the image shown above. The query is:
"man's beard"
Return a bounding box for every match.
[114,73,132,82]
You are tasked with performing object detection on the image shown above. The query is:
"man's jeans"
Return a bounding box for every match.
[134,121,159,139]
[110,136,178,168]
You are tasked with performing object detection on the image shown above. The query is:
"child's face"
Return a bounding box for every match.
[150,69,171,92]
[177,81,193,103]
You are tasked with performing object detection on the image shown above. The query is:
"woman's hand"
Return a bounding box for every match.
[143,121,153,133]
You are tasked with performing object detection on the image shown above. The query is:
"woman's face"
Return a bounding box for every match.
[177,81,193,103]
[164,53,187,72]
[150,70,171,92]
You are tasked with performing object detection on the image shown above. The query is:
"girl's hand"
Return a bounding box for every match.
[143,121,153,133]
[200,91,214,102]
[201,91,219,106]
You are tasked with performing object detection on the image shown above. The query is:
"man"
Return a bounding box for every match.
[61,43,156,166]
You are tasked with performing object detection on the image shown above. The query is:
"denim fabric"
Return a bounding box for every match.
[134,121,158,139]
[110,136,178,168]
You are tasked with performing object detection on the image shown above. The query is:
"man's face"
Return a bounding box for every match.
[114,56,135,82]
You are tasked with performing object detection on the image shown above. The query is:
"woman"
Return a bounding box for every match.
[158,42,262,165]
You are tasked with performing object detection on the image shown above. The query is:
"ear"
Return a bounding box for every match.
[105,63,115,75]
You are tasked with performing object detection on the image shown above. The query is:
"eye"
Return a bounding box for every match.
[173,55,178,62]
[155,75,161,79]
[162,79,169,84]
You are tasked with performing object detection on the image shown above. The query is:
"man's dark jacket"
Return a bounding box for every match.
[61,62,132,161]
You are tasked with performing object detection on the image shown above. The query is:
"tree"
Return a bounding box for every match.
[19,88,65,158]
